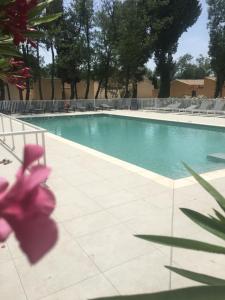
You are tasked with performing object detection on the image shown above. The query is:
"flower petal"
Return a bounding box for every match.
[14,216,58,264]
[26,165,51,192]
[29,186,56,216]
[0,177,9,193]
[23,144,44,170]
[0,219,12,242]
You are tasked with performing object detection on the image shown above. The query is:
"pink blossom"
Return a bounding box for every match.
[0,145,58,264]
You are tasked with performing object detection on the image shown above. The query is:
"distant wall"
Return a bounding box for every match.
[76,81,95,99]
[33,78,63,100]
[137,79,154,98]
[170,80,204,97]
[5,78,156,100]
[4,83,21,100]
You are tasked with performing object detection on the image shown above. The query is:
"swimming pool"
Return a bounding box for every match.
[23,114,225,179]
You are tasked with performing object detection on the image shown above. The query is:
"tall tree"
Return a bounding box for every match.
[94,0,118,99]
[70,0,94,99]
[56,4,86,99]
[147,0,201,98]
[114,0,150,98]
[207,0,225,97]
[43,0,64,100]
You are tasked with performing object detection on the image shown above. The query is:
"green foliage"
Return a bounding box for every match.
[93,0,119,98]
[69,0,94,98]
[147,0,202,97]
[114,0,151,97]
[93,286,225,300]
[175,54,212,79]
[0,0,61,85]
[166,266,225,285]
[207,0,225,97]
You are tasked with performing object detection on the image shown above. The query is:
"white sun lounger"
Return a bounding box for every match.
[157,102,182,112]
[206,100,225,114]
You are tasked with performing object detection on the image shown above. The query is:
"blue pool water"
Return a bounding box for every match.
[23,114,225,179]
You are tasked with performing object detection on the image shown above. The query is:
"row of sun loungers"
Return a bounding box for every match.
[144,100,225,115]
[0,101,118,114]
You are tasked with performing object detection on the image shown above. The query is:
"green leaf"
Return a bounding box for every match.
[0,47,21,57]
[183,163,225,212]
[135,235,225,254]
[24,31,44,39]
[181,208,225,241]
[166,266,225,285]
[213,209,225,223]
[30,13,62,26]
[28,0,55,19]
[92,286,225,300]
[0,0,12,7]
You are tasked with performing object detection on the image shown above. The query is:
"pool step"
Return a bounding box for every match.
[207,153,225,162]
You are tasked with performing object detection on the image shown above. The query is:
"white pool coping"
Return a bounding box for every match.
[18,110,225,188]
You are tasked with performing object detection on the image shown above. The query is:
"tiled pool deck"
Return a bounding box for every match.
[1,110,225,299]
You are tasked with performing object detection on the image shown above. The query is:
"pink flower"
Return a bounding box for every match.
[0,145,58,264]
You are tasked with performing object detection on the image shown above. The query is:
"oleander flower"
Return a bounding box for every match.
[7,65,31,90]
[1,0,38,45]
[0,144,58,264]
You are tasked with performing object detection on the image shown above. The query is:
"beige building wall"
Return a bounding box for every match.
[33,78,63,100]
[137,78,154,98]
[4,83,21,100]
[170,80,204,97]
[202,77,216,98]
[93,81,122,99]
[202,77,225,98]
[76,81,95,99]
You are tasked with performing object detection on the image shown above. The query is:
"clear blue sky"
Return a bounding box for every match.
[41,0,209,68]
[176,0,208,58]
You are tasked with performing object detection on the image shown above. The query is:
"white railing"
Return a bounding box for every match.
[0,113,47,164]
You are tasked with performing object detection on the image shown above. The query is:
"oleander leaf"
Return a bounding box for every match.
[213,209,225,223]
[28,0,55,19]
[181,208,225,241]
[183,163,225,212]
[135,235,225,254]
[0,47,21,57]
[30,13,62,26]
[166,266,225,285]
[92,286,225,300]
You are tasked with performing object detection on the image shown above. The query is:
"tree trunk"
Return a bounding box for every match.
[22,44,30,100]
[157,52,173,98]
[50,41,55,100]
[74,81,78,99]
[62,81,65,100]
[95,79,102,99]
[85,25,91,99]
[25,78,30,100]
[19,89,23,100]
[26,44,30,100]
[37,41,43,100]
[70,81,75,99]
[0,80,5,100]
[124,69,130,98]
[215,74,224,98]
[158,67,171,98]
[132,81,137,98]
[104,52,111,99]
[6,84,11,100]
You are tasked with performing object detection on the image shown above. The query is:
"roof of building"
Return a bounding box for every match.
[175,79,204,86]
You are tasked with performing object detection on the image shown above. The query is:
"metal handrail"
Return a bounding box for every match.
[0,113,46,165]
